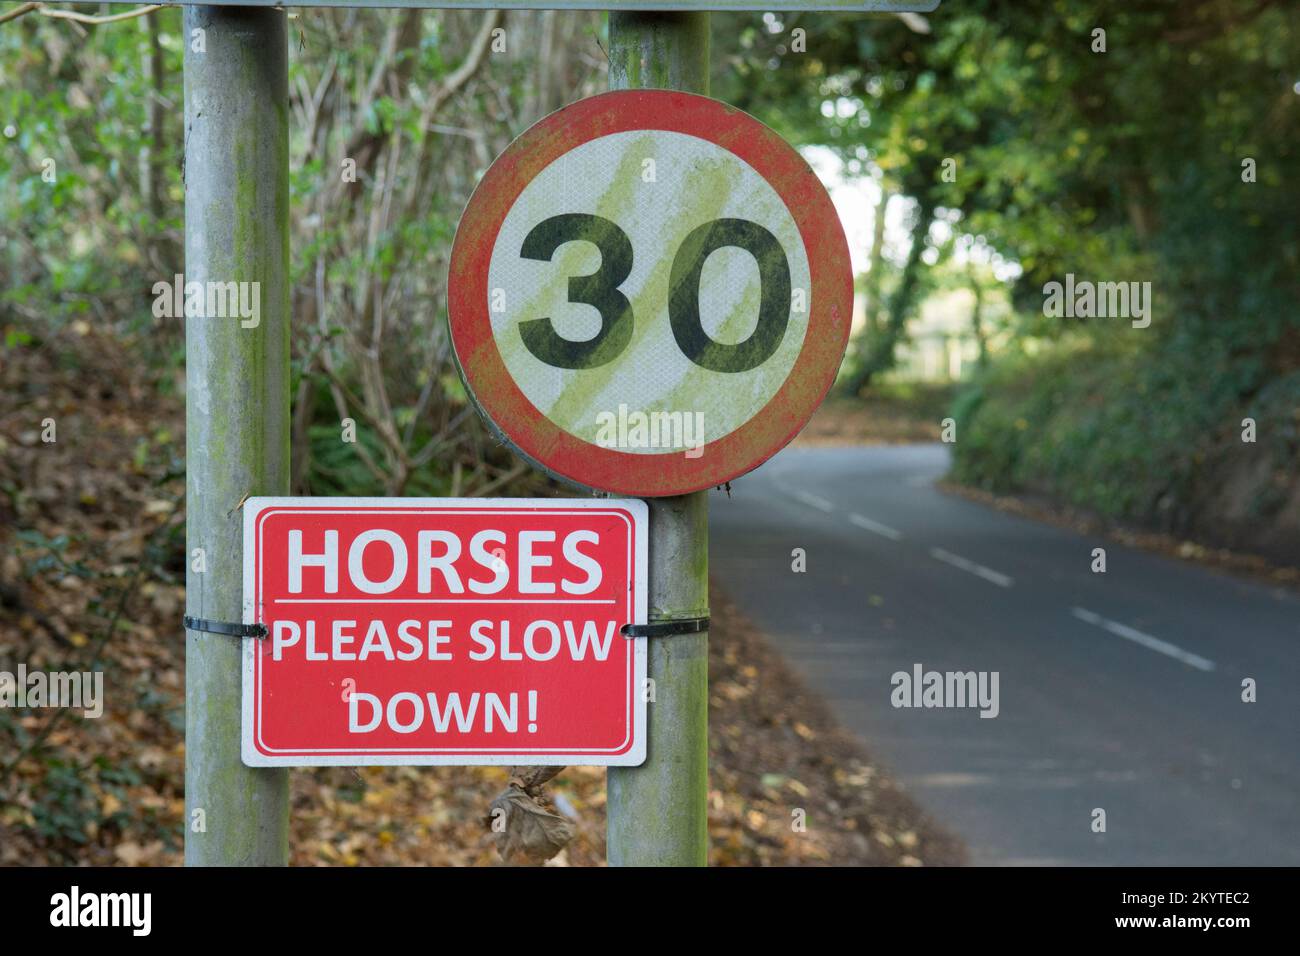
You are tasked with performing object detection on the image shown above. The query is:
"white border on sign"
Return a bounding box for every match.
[255,509,637,755]
[240,496,648,767]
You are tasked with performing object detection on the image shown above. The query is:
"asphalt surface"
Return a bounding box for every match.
[709,443,1300,865]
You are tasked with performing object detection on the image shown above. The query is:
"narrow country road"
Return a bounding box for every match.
[709,443,1300,865]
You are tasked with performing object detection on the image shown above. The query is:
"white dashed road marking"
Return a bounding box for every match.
[792,490,834,513]
[1070,607,1216,672]
[930,547,1014,588]
[849,512,903,541]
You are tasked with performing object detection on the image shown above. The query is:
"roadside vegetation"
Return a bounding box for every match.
[721,1,1297,559]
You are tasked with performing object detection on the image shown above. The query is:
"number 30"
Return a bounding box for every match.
[518,213,792,374]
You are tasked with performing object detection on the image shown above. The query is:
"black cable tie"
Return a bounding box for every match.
[183,615,268,639]
[621,616,709,639]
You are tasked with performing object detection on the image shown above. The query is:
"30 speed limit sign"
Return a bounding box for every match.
[448,90,852,496]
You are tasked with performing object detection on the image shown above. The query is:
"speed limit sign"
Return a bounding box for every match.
[448,89,852,497]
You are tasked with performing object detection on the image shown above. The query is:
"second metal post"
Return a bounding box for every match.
[605,11,711,867]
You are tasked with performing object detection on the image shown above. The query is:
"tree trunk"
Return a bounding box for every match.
[861,188,890,334]
[968,260,988,369]
[840,194,934,396]
[139,17,170,272]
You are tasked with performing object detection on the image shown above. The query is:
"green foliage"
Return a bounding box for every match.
[29,759,97,851]
[723,3,1298,353]
[950,336,1288,527]
[300,375,460,497]
[1,11,186,334]
[722,3,1298,532]
[4,9,599,498]
[14,529,94,582]
[20,754,160,861]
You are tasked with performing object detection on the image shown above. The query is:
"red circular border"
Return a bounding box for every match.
[447,89,852,497]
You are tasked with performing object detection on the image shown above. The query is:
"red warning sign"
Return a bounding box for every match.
[240,497,647,766]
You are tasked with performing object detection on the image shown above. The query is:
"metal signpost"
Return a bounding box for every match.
[163,0,939,867]
[183,4,290,867]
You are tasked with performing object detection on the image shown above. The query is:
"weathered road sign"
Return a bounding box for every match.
[448,89,852,496]
[241,497,648,766]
